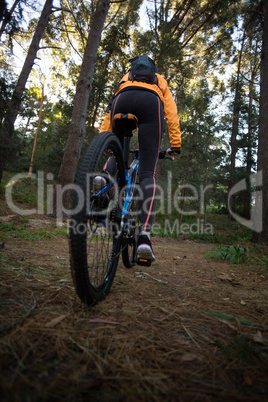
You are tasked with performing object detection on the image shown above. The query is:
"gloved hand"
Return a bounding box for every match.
[166,147,181,156]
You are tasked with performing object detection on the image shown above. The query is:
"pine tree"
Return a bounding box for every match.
[0,0,53,182]
[51,0,110,215]
[252,0,268,243]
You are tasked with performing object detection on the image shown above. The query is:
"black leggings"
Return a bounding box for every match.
[105,89,164,232]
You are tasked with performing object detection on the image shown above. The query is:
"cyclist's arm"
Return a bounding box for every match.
[158,75,182,148]
[100,111,111,132]
[100,73,129,133]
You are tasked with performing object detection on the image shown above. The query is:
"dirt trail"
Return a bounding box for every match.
[0,215,268,401]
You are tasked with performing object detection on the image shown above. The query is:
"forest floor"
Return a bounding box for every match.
[0,197,268,401]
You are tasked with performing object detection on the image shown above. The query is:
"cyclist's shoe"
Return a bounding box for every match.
[92,173,116,208]
[93,175,107,192]
[92,175,109,208]
[137,234,155,266]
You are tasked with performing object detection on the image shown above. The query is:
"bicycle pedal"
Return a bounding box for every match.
[136,257,151,267]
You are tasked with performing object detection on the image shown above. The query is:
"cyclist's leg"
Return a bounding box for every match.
[92,155,118,202]
[110,91,164,227]
[95,115,124,184]
[93,144,120,197]
[135,92,164,261]
[110,90,164,261]
[136,93,164,233]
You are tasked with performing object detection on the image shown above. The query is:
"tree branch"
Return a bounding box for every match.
[62,12,83,59]
[39,45,62,50]
[174,0,211,42]
[180,2,220,49]
[51,6,72,13]
[65,0,87,48]
[171,0,196,35]
[104,1,122,30]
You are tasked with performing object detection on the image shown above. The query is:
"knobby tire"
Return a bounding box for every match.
[69,132,125,305]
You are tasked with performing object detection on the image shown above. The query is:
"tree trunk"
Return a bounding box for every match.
[243,58,257,219]
[28,85,44,178]
[252,0,268,244]
[228,30,246,218]
[50,0,110,216]
[0,0,20,39]
[0,0,53,183]
[19,115,31,149]
[91,93,101,129]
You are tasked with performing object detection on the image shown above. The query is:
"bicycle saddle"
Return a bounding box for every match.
[112,113,139,134]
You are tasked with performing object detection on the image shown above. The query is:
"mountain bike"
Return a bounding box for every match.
[68,113,171,306]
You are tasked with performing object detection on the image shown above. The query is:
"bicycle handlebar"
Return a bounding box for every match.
[159,150,173,160]
[129,148,178,161]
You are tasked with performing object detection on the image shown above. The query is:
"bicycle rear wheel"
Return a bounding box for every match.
[69,132,125,305]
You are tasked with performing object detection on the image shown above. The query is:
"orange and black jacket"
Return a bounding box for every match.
[100,72,182,148]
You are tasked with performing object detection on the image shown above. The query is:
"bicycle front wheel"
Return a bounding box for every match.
[69,132,125,305]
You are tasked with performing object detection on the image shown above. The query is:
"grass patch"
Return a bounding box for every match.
[253,256,268,270]
[184,232,222,243]
[205,311,257,326]
[54,226,67,236]
[206,244,251,264]
[1,171,56,212]
[152,226,223,243]
[19,216,32,224]
[217,336,258,364]
[0,222,58,240]
[153,211,254,244]
[5,175,39,206]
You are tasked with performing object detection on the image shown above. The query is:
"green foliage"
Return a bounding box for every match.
[184,232,222,243]
[212,218,253,242]
[253,256,268,270]
[8,97,73,176]
[207,244,251,264]
[0,182,5,197]
[0,76,20,167]
[0,222,55,240]
[0,219,66,240]
[217,336,259,364]
[2,171,56,212]
[226,229,252,243]
[205,311,256,326]
[1,0,262,224]
[0,77,13,122]
[19,216,31,224]
[152,208,256,244]
[5,176,38,206]
[206,312,267,364]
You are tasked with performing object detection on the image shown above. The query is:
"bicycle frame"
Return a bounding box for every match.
[121,156,139,219]
[90,142,171,224]
[91,156,139,233]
